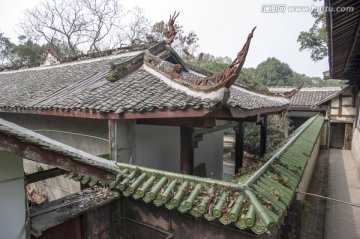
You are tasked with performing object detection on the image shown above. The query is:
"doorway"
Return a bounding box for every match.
[329,123,345,149]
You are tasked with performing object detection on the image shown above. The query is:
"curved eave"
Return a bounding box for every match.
[229,105,289,118]
[326,0,360,82]
[0,108,211,119]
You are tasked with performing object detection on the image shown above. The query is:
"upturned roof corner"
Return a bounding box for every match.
[140,26,257,107]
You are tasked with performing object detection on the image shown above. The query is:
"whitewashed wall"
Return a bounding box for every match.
[0,152,26,239]
[132,124,224,179]
[134,124,181,172]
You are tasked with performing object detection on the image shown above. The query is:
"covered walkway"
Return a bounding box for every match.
[325,149,360,239]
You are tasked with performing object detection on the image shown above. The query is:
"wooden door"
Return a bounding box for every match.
[344,123,353,150]
[329,123,345,149]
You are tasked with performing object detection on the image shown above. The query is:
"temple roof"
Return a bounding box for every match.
[269,87,342,107]
[0,30,289,119]
[0,115,324,235]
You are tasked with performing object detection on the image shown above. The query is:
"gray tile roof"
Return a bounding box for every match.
[0,47,289,115]
[228,86,290,110]
[269,87,341,107]
[0,54,218,113]
[0,55,132,110]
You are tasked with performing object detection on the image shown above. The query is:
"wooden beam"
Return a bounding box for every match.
[259,115,267,157]
[216,116,258,122]
[180,126,194,175]
[137,117,216,128]
[25,168,66,184]
[207,106,288,119]
[0,133,116,182]
[194,122,238,136]
[234,122,244,174]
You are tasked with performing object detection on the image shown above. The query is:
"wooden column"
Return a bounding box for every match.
[259,116,267,157]
[338,93,343,117]
[180,126,194,175]
[234,122,244,174]
[108,119,135,163]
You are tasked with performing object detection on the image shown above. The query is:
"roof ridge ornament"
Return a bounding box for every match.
[145,26,256,93]
[41,46,60,66]
[259,83,304,98]
[164,11,180,45]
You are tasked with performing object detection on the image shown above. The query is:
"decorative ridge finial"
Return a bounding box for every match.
[144,26,257,94]
[164,11,180,45]
[259,82,304,98]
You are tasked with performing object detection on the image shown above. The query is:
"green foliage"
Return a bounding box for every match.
[0,31,16,64]
[238,57,343,88]
[185,53,231,73]
[237,68,269,91]
[297,1,327,61]
[244,114,291,155]
[12,36,47,66]
[186,52,343,89]
[256,57,294,86]
[0,32,47,68]
[243,122,260,155]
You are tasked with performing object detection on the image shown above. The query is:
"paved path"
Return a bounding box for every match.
[324,149,360,239]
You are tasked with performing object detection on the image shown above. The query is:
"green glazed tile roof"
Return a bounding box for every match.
[0,115,324,235]
[68,115,324,235]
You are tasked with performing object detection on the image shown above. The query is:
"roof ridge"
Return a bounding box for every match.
[0,44,151,73]
[0,115,324,235]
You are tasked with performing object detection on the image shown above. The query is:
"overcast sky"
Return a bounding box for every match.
[0,0,328,77]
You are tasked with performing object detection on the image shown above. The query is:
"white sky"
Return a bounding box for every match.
[0,0,328,77]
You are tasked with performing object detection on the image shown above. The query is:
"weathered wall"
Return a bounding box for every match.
[0,152,26,239]
[0,113,109,155]
[329,88,356,123]
[84,200,121,239]
[297,136,321,201]
[352,129,360,169]
[121,199,263,239]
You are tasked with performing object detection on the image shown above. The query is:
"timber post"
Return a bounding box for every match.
[259,115,267,157]
[234,122,244,174]
[180,126,194,175]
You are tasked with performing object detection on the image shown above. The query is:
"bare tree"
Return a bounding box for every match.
[80,0,124,52]
[20,0,124,57]
[123,7,151,46]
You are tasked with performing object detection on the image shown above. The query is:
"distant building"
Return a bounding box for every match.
[270,86,357,149]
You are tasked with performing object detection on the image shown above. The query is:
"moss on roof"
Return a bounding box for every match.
[0,115,324,235]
